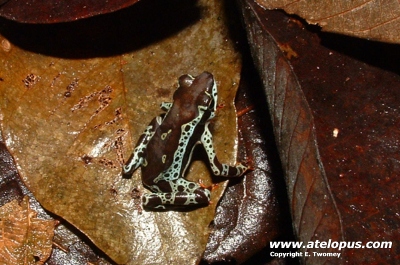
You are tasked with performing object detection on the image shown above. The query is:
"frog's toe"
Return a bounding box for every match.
[237,160,254,173]
[142,189,211,209]
[198,180,219,191]
[142,193,174,208]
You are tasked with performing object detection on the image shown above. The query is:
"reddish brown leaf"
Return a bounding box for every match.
[241,1,344,263]
[0,0,140,24]
[240,0,400,264]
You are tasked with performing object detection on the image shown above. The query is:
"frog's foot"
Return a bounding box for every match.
[198,179,218,191]
[142,188,211,209]
[242,158,255,172]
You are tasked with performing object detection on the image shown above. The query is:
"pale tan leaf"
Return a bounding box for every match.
[0,197,56,265]
[257,0,400,43]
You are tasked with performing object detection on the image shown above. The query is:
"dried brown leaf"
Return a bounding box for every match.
[257,0,400,44]
[0,196,56,265]
[0,0,242,264]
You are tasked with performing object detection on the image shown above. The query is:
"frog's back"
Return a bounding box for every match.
[139,71,216,185]
[141,103,200,183]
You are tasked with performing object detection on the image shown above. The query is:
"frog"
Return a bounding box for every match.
[123,72,248,209]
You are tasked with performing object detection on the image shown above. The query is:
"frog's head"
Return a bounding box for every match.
[174,71,218,120]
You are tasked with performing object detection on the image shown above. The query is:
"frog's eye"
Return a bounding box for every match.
[178,74,194,88]
[204,91,212,102]
[195,92,211,107]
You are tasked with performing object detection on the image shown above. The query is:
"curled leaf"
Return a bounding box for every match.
[240,1,344,263]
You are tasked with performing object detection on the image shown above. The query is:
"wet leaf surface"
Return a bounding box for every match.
[256,0,400,44]
[0,0,140,24]
[240,0,400,264]
[0,196,56,264]
[0,0,243,264]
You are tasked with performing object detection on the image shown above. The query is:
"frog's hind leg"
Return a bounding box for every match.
[142,179,211,209]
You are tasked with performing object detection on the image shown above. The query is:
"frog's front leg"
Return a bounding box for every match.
[201,124,248,177]
[123,116,162,176]
[142,178,211,209]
